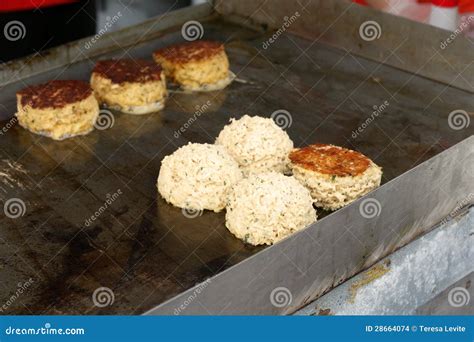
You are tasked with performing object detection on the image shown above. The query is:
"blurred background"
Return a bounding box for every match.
[0,0,472,63]
[0,0,199,62]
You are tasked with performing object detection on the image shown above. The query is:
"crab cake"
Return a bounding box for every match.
[289,144,382,210]
[225,172,316,246]
[157,143,242,212]
[91,59,167,114]
[215,115,294,175]
[16,80,99,140]
[153,40,233,91]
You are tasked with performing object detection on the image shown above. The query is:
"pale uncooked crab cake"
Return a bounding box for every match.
[153,40,234,91]
[16,80,99,140]
[215,115,294,175]
[225,172,317,246]
[157,143,243,212]
[289,144,383,210]
[90,59,167,114]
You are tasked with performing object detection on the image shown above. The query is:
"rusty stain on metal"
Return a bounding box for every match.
[349,261,391,303]
[310,306,332,316]
[317,308,332,316]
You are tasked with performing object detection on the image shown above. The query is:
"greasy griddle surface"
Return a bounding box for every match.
[0,18,471,314]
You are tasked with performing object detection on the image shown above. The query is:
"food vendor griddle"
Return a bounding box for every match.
[0,1,472,314]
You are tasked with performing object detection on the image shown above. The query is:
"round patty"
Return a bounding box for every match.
[91,59,167,114]
[16,80,99,140]
[225,172,316,246]
[215,115,294,175]
[153,40,232,91]
[289,144,382,210]
[157,143,243,212]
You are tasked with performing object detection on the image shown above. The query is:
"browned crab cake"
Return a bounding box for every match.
[153,40,233,91]
[289,144,383,210]
[16,80,99,140]
[90,59,167,115]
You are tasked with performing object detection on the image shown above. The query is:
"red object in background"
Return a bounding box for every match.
[0,0,78,12]
[354,0,473,13]
[459,0,474,13]
[431,0,459,6]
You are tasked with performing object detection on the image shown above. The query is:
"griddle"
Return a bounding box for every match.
[0,0,472,315]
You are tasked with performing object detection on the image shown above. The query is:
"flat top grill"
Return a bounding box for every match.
[0,11,472,314]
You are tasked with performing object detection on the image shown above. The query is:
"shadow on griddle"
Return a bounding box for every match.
[155,197,264,275]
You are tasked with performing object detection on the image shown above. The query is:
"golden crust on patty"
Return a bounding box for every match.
[289,144,371,177]
[17,80,92,109]
[153,40,225,63]
[289,144,382,210]
[16,80,99,140]
[92,59,163,84]
[153,40,231,91]
[91,59,167,114]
